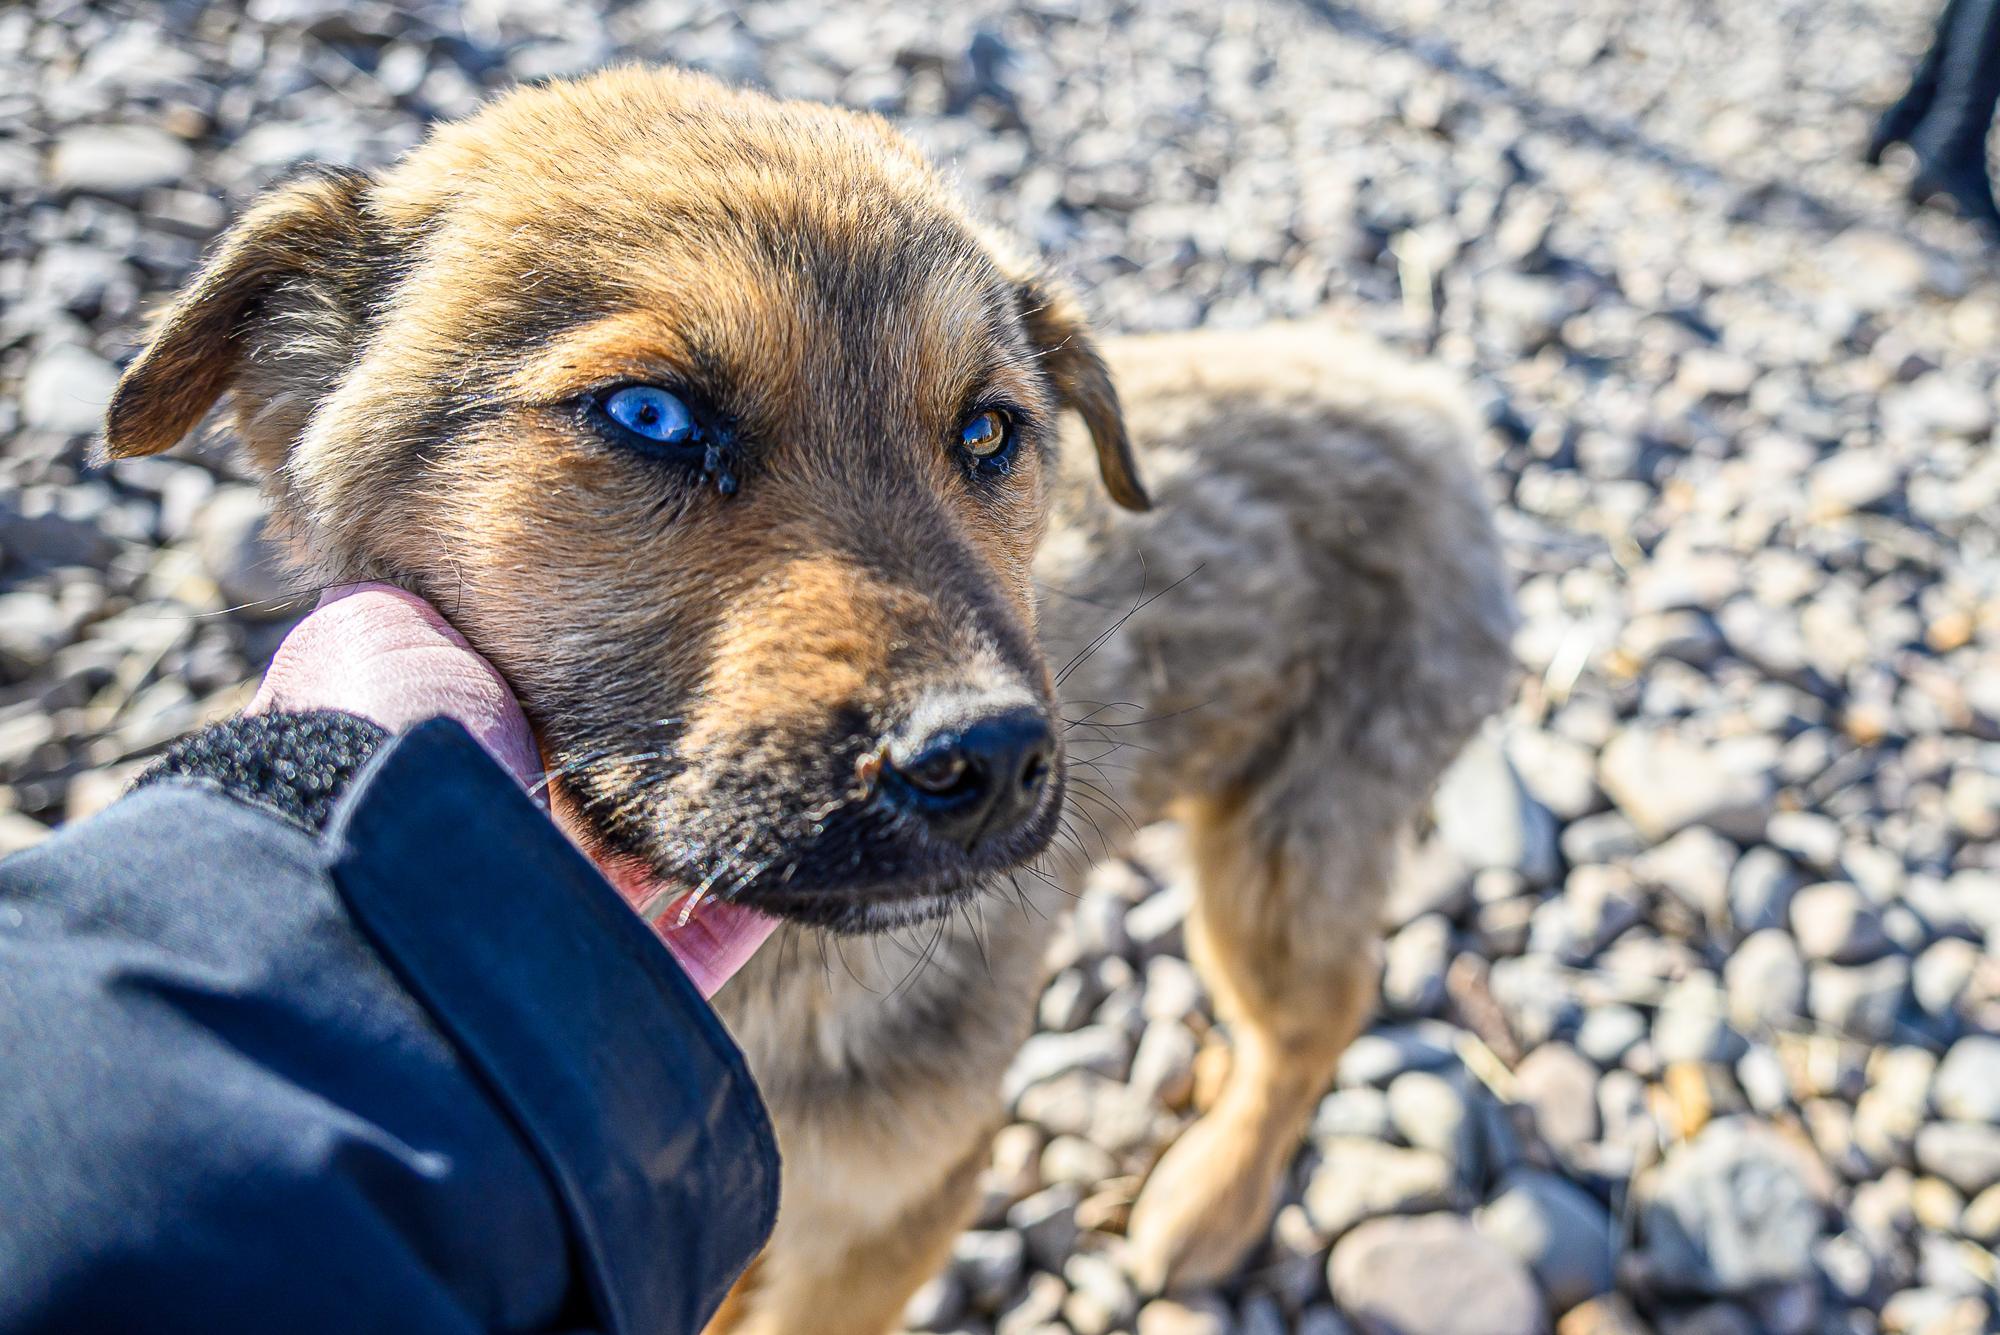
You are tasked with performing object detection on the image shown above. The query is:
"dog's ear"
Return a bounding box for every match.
[1013,272,1150,512]
[101,166,375,461]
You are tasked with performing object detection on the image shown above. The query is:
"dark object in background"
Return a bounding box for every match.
[1868,0,2000,231]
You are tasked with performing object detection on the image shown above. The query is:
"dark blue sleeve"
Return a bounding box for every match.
[0,719,778,1335]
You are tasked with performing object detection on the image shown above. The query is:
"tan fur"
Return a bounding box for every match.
[104,68,1515,1331]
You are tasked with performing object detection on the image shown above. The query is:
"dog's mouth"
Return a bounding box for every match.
[599,864,781,995]
[570,755,1066,938]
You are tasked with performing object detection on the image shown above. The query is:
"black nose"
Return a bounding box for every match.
[883,703,1055,851]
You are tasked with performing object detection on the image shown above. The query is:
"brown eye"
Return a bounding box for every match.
[957,408,1012,460]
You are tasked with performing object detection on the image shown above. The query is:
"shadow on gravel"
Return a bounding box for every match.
[1291,0,1967,247]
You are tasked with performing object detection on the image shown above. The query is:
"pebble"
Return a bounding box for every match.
[1477,1169,1617,1314]
[1302,1137,1456,1239]
[1127,1019,1196,1108]
[1958,1183,2000,1246]
[1007,1184,1081,1272]
[1930,1037,2000,1124]
[1634,1118,1826,1295]
[1387,1069,1478,1172]
[49,125,194,195]
[1598,728,1773,843]
[1723,929,1807,1031]
[1789,882,1892,965]
[1432,731,1562,886]
[1136,1296,1231,1335]
[1808,956,1911,1045]
[1004,1025,1130,1103]
[19,343,121,437]
[1514,1043,1602,1160]
[1556,1294,1649,1335]
[1915,1122,2000,1195]
[1384,912,1452,1014]
[1329,1212,1549,1335]
[1728,847,1804,937]
[952,1228,1026,1308]
[1912,938,1979,1021]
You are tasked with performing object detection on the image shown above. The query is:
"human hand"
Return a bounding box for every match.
[248,582,775,996]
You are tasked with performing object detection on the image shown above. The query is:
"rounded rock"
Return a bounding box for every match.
[1329,1212,1548,1335]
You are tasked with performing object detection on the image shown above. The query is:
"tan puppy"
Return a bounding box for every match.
[102,67,1516,1335]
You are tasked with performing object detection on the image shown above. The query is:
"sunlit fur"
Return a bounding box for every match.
[104,68,1515,1333]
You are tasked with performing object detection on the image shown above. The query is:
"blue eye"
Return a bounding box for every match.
[603,385,697,445]
[958,408,1011,460]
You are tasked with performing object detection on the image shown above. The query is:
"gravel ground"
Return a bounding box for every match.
[6,1,2000,1332]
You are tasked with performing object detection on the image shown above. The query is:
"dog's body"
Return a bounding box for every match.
[103,68,1514,1334]
[717,326,1515,1332]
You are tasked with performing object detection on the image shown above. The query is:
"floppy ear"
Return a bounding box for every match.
[101,166,375,462]
[1014,273,1150,512]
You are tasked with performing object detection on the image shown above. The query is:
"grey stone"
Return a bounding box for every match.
[20,343,120,437]
[1559,811,1647,866]
[1432,730,1562,887]
[904,1271,967,1330]
[1141,954,1202,1023]
[1653,978,1747,1065]
[1514,1043,1601,1158]
[1959,1182,2000,1247]
[1932,1036,2000,1124]
[1127,1019,1196,1108]
[1916,1122,2000,1195]
[1575,1004,1647,1068]
[1386,1069,1477,1173]
[1635,1117,1826,1295]
[1598,728,1773,843]
[1040,1134,1115,1187]
[1723,929,1807,1031]
[996,1272,1066,1334]
[1313,1086,1394,1142]
[1728,846,1804,936]
[1006,1183,1081,1272]
[1632,826,1737,927]
[0,591,74,675]
[1329,1213,1548,1335]
[1136,1297,1232,1335]
[50,125,194,195]
[1807,956,1910,1045]
[1766,811,1844,875]
[1789,882,1891,964]
[1476,1169,1616,1314]
[952,1228,1026,1308]
[1301,1137,1456,1238]
[1061,1252,1135,1335]
[1383,912,1451,1015]
[1124,882,1188,959]
[1004,1025,1130,1103]
[1506,728,1601,822]
[1336,1023,1459,1087]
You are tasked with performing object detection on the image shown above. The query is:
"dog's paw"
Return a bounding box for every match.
[1124,1105,1286,1293]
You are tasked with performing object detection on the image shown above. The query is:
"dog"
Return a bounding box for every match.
[100,66,1517,1334]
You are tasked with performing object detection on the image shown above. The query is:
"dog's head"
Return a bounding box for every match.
[102,67,1148,932]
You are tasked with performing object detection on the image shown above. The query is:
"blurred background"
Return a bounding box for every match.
[4,2,2000,1333]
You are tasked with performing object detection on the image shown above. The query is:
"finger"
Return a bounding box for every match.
[251,583,542,791]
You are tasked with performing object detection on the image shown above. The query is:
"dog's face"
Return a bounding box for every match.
[103,68,1147,933]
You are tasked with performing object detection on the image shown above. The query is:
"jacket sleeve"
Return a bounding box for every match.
[0,717,778,1335]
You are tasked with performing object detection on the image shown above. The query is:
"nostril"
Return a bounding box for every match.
[1018,744,1051,794]
[902,744,978,797]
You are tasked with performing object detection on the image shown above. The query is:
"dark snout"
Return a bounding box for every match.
[882,692,1056,852]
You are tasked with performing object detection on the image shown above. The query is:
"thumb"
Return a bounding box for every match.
[250,582,543,792]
